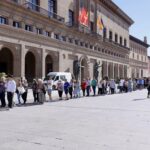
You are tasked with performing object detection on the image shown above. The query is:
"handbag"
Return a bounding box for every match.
[17,86,25,94]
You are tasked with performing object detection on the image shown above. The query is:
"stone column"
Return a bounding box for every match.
[41,49,46,79]
[122,65,124,78]
[118,64,120,78]
[20,44,26,78]
[59,51,63,72]
[106,61,108,77]
[8,18,13,26]
[112,63,114,79]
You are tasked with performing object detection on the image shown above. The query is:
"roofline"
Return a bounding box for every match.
[130,35,150,48]
[99,0,134,25]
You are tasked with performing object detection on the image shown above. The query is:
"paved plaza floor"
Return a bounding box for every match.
[0,89,150,150]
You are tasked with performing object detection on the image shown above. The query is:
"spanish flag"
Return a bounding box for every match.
[97,16,104,31]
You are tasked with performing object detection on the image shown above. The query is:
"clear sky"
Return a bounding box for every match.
[113,0,150,55]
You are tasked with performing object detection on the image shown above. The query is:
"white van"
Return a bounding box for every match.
[47,72,72,89]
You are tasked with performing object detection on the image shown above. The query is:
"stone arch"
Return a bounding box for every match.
[45,54,53,75]
[79,55,90,81]
[0,47,13,75]
[25,51,36,82]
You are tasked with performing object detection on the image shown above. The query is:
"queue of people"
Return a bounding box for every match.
[0,75,150,109]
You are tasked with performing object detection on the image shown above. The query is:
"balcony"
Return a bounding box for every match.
[6,0,20,4]
[23,1,65,23]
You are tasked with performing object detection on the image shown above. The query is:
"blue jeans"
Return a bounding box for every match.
[86,86,90,96]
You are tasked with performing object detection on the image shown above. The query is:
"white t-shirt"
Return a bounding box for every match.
[47,80,52,89]
[6,80,16,93]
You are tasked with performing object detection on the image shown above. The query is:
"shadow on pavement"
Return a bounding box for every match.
[133,98,147,101]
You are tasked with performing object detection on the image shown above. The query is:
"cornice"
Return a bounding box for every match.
[0,25,128,64]
[98,0,134,25]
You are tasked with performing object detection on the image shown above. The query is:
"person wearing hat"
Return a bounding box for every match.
[6,75,16,108]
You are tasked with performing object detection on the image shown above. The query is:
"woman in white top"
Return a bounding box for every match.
[47,77,53,101]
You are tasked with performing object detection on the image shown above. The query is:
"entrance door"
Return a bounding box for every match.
[25,52,36,82]
[0,48,13,75]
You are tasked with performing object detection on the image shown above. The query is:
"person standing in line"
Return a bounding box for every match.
[6,75,16,108]
[69,79,73,99]
[0,77,6,108]
[32,79,38,103]
[73,80,78,98]
[98,80,103,95]
[81,79,86,97]
[16,79,25,105]
[102,79,107,94]
[22,79,28,104]
[109,79,116,94]
[57,80,64,100]
[91,78,97,96]
[76,80,81,98]
[128,78,132,92]
[86,77,91,97]
[47,77,53,101]
[124,79,128,93]
[147,80,150,98]
[37,79,45,104]
[64,79,70,100]
[119,78,124,93]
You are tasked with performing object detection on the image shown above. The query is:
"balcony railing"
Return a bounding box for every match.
[6,0,20,4]
[23,1,65,23]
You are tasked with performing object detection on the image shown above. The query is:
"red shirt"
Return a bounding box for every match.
[81,81,86,90]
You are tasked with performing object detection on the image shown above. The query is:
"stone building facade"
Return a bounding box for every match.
[148,56,150,77]
[129,35,149,78]
[0,0,134,81]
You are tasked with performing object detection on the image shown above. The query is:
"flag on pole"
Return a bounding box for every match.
[79,7,89,27]
[97,16,104,31]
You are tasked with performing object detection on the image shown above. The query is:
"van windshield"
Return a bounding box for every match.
[48,75,56,80]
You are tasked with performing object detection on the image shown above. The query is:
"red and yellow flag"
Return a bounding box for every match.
[97,16,104,31]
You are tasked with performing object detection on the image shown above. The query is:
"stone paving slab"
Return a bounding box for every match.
[0,90,150,150]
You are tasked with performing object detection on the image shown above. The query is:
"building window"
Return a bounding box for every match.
[62,36,66,41]
[68,9,74,26]
[94,47,97,50]
[75,40,78,45]
[45,31,51,37]
[0,16,7,24]
[25,24,32,32]
[48,0,57,16]
[124,39,127,47]
[29,0,40,11]
[80,42,84,46]
[12,0,19,3]
[54,33,59,39]
[103,28,107,38]
[109,31,113,41]
[115,34,118,43]
[68,38,73,43]
[36,28,42,34]
[13,21,20,28]
[85,43,88,48]
[120,36,122,45]
[90,45,93,49]
[90,22,94,32]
